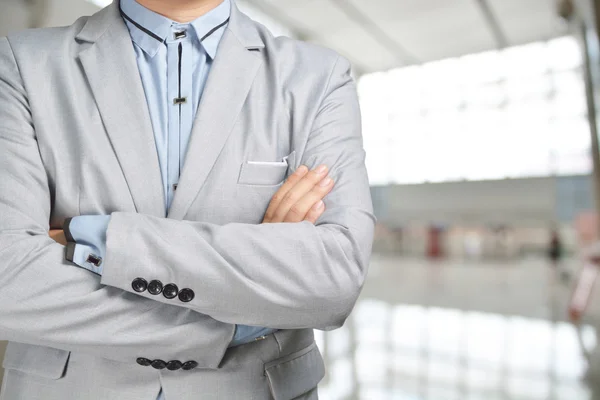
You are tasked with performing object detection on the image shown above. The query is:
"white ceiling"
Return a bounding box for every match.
[3,0,570,75]
[246,0,571,74]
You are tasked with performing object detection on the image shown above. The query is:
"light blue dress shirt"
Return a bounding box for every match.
[66,2,274,398]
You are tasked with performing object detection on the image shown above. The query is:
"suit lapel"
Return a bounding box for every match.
[77,3,166,217]
[167,5,264,220]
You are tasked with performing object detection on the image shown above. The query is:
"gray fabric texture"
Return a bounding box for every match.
[0,0,375,398]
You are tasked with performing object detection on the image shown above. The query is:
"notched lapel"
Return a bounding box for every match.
[77,6,166,218]
[167,30,264,220]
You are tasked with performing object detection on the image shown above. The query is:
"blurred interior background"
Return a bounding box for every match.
[2,0,600,399]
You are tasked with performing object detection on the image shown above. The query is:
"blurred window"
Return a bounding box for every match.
[359,36,591,185]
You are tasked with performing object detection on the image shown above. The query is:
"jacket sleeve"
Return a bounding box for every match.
[63,216,277,345]
[0,37,234,368]
[100,55,376,331]
[63,215,111,275]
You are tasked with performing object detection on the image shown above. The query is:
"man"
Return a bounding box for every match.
[0,0,375,398]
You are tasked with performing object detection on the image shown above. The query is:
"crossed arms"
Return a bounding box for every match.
[0,36,375,367]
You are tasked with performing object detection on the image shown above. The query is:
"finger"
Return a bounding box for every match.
[263,165,309,223]
[271,164,329,222]
[283,177,334,223]
[303,200,326,224]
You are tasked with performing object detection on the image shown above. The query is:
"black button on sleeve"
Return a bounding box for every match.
[163,283,179,299]
[151,359,167,370]
[147,280,163,295]
[182,361,198,370]
[166,360,183,371]
[136,357,152,366]
[178,288,195,303]
[132,278,148,293]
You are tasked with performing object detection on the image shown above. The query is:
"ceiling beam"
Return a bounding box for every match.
[242,0,368,75]
[475,0,509,49]
[330,0,419,66]
[239,0,312,41]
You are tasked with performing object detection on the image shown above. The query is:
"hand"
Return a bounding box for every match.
[49,229,67,245]
[263,164,334,224]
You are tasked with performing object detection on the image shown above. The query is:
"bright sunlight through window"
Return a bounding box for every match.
[359,36,591,185]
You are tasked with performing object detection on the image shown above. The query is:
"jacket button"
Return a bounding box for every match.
[131,278,148,293]
[151,359,167,370]
[181,360,198,370]
[136,357,152,366]
[147,280,163,295]
[166,360,183,371]
[178,288,195,303]
[163,283,179,299]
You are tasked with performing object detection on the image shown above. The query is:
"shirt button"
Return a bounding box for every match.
[166,360,183,371]
[147,280,163,296]
[151,359,167,370]
[181,361,198,371]
[178,288,195,303]
[131,278,148,293]
[163,283,179,299]
[136,357,152,367]
[174,30,187,40]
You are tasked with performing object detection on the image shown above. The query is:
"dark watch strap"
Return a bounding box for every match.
[62,217,75,243]
[65,242,76,262]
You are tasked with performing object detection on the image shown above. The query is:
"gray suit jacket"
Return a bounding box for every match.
[0,1,375,399]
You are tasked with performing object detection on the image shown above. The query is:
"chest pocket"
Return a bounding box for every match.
[237,151,296,186]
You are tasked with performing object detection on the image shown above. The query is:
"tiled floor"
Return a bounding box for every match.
[316,255,598,400]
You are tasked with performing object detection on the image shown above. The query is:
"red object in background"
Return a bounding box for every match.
[569,260,600,322]
[569,212,599,322]
[575,212,598,248]
[427,226,443,259]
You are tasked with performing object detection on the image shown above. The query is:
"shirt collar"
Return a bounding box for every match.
[119,0,231,59]
[189,0,230,59]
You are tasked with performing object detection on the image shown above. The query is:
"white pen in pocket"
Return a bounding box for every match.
[246,160,288,166]
[246,153,292,166]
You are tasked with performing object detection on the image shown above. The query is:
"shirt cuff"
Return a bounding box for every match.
[65,243,104,275]
[63,215,111,276]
